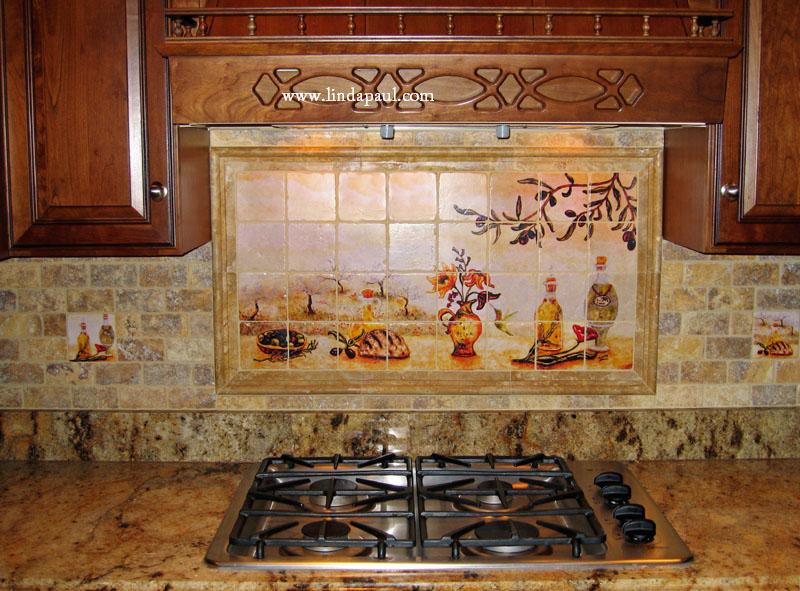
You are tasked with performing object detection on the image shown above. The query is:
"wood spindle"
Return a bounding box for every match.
[347,14,355,35]
[247,14,256,36]
[496,14,504,36]
[642,15,650,37]
[711,19,720,37]
[447,13,454,35]
[594,14,602,36]
[544,14,553,35]
[298,14,306,36]
[397,13,405,35]
[690,16,699,37]
[198,15,207,37]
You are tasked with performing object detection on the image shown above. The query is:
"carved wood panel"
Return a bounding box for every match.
[170,55,727,124]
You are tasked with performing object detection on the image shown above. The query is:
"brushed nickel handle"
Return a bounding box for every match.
[148,181,168,202]
[720,183,739,201]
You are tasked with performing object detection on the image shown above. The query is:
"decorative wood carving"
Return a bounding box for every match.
[170,55,727,124]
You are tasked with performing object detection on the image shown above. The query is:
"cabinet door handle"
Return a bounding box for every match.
[148,181,168,202]
[720,183,739,201]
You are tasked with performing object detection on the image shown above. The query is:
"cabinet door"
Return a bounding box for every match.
[2,0,173,251]
[738,0,800,221]
[664,0,800,253]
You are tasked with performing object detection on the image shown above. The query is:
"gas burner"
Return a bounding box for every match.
[307,477,364,509]
[458,479,530,513]
[301,520,351,552]
[474,520,541,554]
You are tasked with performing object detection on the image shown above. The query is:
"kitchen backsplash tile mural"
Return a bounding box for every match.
[214,128,660,395]
[0,128,797,410]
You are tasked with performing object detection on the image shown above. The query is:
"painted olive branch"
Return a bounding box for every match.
[455,173,638,250]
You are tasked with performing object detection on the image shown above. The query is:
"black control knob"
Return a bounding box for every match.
[600,483,631,507]
[612,503,645,524]
[622,519,656,544]
[593,471,623,488]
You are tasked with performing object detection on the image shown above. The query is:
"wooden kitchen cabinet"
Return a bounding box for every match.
[0,0,210,257]
[664,0,800,253]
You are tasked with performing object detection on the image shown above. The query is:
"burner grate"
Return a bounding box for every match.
[416,454,606,559]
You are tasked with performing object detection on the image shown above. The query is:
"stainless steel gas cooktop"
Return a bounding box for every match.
[205,453,692,570]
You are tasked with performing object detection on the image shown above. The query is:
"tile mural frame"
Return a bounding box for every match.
[212,128,662,397]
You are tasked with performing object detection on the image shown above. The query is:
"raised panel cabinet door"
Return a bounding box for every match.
[2,0,173,249]
[739,0,800,221]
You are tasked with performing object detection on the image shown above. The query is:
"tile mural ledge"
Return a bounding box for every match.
[0,408,797,462]
[212,127,663,397]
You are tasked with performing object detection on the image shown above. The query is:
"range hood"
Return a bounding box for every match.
[159,3,742,127]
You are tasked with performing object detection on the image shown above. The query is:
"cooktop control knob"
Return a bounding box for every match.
[612,503,645,524]
[593,471,623,487]
[600,483,632,506]
[622,519,657,544]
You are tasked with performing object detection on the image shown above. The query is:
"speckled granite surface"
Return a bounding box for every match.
[1,408,798,462]
[1,460,799,590]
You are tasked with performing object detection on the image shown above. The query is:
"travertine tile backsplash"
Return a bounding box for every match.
[1,239,797,411]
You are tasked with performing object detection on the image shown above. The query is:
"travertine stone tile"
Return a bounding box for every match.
[756,288,800,309]
[728,360,774,383]
[707,287,754,310]
[139,263,188,288]
[0,363,44,384]
[0,291,17,312]
[0,339,19,360]
[680,360,727,383]
[781,262,800,285]
[90,263,138,287]
[732,262,779,285]
[684,262,732,286]
[682,311,730,336]
[41,264,87,288]
[752,384,796,406]
[705,336,751,359]
[66,289,114,313]
[94,363,141,385]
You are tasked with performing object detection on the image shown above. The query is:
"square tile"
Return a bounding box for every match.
[287,172,336,220]
[585,321,634,370]
[338,223,386,272]
[485,321,536,370]
[435,320,485,370]
[287,322,337,369]
[389,224,436,271]
[439,172,488,221]
[241,321,288,370]
[338,172,386,221]
[438,224,487,270]
[752,311,799,358]
[487,274,537,323]
[337,273,388,322]
[539,221,590,274]
[238,273,287,321]
[388,172,437,221]
[387,323,435,370]
[288,274,336,321]
[538,172,590,222]
[287,223,335,271]
[534,273,588,324]
[489,173,540,219]
[589,222,638,276]
[334,323,388,370]
[66,313,116,362]
[235,171,285,222]
[386,273,441,321]
[236,223,285,272]
[488,230,539,273]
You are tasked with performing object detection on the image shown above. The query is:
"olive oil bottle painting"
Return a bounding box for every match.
[67,313,116,362]
[233,168,639,374]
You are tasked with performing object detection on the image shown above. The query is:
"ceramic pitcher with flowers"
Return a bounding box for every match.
[429,248,501,357]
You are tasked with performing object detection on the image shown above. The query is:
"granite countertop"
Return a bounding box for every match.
[1,460,798,591]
